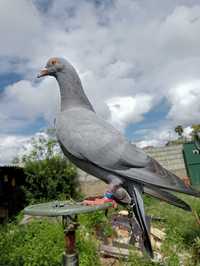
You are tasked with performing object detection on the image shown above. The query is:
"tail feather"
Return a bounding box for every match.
[144,187,191,212]
[114,159,200,197]
[129,184,153,258]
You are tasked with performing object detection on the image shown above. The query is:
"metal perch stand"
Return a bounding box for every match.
[24,201,112,266]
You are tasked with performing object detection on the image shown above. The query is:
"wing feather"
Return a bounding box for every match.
[57,108,200,197]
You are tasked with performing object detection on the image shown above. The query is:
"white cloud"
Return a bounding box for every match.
[0,134,30,165]
[0,132,60,165]
[1,1,200,163]
[183,126,193,139]
[135,125,177,148]
[136,139,163,148]
[167,80,200,124]
[0,0,44,61]
[136,125,195,148]
[157,5,200,61]
[0,78,59,132]
[106,95,153,130]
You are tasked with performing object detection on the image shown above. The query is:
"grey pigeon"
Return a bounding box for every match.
[38,57,200,258]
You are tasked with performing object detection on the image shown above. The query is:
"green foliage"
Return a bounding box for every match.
[191,236,200,265]
[164,254,180,266]
[172,123,200,144]
[0,219,63,266]
[170,124,200,146]
[79,211,107,229]
[1,186,200,265]
[128,250,162,266]
[146,194,200,265]
[79,210,114,239]
[192,124,200,135]
[23,155,78,203]
[191,124,200,145]
[15,130,80,203]
[77,229,101,266]
[175,125,183,138]
[0,218,101,266]
[126,194,200,265]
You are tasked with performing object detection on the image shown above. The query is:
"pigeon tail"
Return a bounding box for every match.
[128,183,153,258]
[144,187,191,212]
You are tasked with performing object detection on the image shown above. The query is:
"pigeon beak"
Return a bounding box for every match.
[37,68,49,78]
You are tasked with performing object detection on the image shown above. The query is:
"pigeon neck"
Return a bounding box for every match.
[56,72,94,112]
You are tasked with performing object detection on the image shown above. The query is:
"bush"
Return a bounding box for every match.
[77,229,101,266]
[128,250,162,266]
[0,220,63,266]
[23,155,78,203]
[0,218,101,266]
[15,131,80,204]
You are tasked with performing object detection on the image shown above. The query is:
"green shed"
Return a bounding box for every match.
[183,143,200,186]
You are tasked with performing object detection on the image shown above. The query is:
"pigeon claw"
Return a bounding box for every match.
[182,176,191,188]
[83,198,117,208]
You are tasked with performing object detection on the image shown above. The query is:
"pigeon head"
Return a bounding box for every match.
[37,57,95,111]
[37,57,69,78]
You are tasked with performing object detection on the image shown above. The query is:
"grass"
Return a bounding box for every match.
[0,194,200,265]
[143,194,200,265]
[0,217,101,266]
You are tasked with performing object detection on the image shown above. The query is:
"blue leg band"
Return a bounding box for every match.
[104,191,113,199]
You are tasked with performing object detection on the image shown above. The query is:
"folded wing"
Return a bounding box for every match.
[57,109,200,197]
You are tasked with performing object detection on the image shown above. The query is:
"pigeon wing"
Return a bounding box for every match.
[57,108,150,169]
[57,109,200,196]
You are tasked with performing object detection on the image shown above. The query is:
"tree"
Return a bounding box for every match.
[175,125,183,138]
[15,130,79,203]
[191,124,200,147]
[192,124,200,135]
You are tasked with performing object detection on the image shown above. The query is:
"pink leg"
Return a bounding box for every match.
[82,180,121,208]
[83,197,117,208]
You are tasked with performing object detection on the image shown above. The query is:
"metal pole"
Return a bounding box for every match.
[62,215,79,266]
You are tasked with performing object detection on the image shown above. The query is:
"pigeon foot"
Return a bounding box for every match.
[83,197,117,208]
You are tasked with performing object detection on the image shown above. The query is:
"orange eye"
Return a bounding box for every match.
[47,57,60,66]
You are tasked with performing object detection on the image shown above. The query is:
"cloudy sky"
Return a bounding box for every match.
[1,0,200,164]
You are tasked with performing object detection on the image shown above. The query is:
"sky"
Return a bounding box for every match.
[1,0,200,164]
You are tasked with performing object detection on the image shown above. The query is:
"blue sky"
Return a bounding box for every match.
[126,99,170,140]
[1,0,200,164]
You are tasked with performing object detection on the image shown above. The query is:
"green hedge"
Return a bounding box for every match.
[23,156,79,204]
